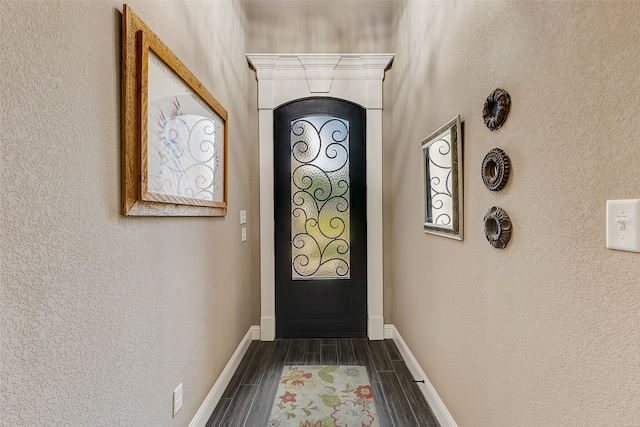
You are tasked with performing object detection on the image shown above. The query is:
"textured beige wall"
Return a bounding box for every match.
[1,1,258,425]
[386,1,640,426]
[6,1,640,425]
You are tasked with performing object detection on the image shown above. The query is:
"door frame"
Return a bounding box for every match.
[246,54,394,341]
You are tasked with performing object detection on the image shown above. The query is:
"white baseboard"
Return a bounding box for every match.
[189,326,260,427]
[383,324,395,339]
[250,325,262,340]
[384,324,458,427]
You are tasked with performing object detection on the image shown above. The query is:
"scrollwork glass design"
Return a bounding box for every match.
[423,133,453,227]
[147,52,224,203]
[149,109,220,200]
[290,116,350,280]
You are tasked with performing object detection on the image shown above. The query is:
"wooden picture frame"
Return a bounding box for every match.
[121,4,228,216]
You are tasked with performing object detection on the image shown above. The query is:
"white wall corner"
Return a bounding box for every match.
[189,327,256,427]
[250,325,261,340]
[383,324,395,339]
[384,325,458,427]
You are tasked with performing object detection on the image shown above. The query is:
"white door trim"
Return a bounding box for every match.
[246,54,394,340]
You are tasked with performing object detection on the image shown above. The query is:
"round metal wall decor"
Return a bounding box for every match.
[481,148,510,191]
[484,206,512,249]
[483,88,511,131]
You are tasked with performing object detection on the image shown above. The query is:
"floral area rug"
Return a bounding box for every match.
[267,365,379,427]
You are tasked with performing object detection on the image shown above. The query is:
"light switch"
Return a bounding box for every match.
[240,210,247,225]
[241,227,247,242]
[606,199,640,253]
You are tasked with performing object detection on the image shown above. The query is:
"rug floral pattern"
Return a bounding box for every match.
[268,365,379,427]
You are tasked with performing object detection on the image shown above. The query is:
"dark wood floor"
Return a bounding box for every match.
[206,338,439,427]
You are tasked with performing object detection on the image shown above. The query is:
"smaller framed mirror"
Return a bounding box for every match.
[421,116,463,240]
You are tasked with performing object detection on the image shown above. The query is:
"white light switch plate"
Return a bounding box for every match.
[606,199,640,253]
[240,210,247,225]
[241,227,247,242]
[173,383,183,417]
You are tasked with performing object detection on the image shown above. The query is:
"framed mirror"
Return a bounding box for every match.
[121,5,228,216]
[421,115,463,240]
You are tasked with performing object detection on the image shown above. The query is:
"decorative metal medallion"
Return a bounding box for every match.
[483,206,512,249]
[482,88,511,131]
[481,148,510,191]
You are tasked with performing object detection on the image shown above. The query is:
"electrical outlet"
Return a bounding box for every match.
[241,227,247,242]
[173,383,183,417]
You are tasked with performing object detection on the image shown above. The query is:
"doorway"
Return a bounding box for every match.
[274,98,367,338]
[247,53,392,341]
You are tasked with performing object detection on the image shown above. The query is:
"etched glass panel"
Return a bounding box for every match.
[146,51,225,202]
[424,130,453,227]
[291,116,350,279]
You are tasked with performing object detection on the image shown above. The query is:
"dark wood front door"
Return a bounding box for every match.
[274,98,367,338]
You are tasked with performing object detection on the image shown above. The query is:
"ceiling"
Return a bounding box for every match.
[239,0,402,52]
[240,0,401,22]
